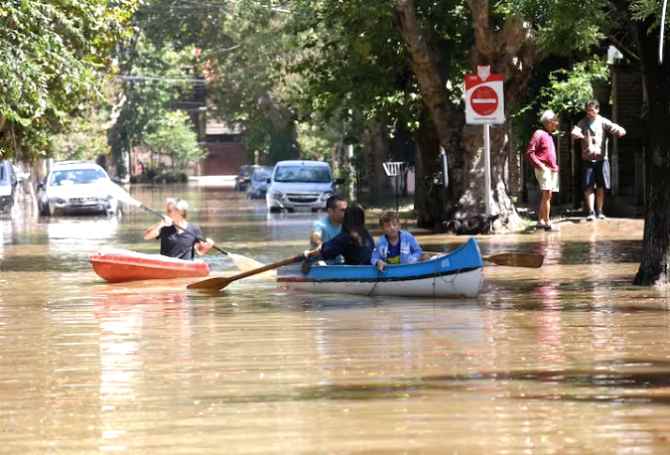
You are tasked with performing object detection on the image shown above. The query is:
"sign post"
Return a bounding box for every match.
[483,124,491,217]
[464,65,505,217]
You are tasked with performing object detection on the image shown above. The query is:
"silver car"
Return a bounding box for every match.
[265,160,342,212]
[37,161,119,216]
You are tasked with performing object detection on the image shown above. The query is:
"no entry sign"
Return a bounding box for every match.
[465,66,504,124]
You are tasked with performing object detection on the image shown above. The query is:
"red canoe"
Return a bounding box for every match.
[90,249,210,283]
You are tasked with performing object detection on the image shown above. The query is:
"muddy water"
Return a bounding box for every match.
[1,185,670,454]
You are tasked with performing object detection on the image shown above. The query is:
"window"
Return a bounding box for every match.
[50,168,107,186]
[274,166,331,183]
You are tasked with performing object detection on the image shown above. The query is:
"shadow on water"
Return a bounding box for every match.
[194,358,670,406]
[0,254,92,273]
[423,239,642,266]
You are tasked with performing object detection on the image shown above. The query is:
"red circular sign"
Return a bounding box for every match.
[471,85,498,116]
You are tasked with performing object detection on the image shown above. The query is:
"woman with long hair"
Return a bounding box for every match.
[306,205,374,265]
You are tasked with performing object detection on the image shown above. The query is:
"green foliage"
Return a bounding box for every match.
[540,59,610,115]
[108,35,199,171]
[296,114,344,161]
[144,111,205,169]
[630,0,668,25]
[285,0,454,135]
[134,0,300,162]
[51,107,112,161]
[0,0,137,161]
[496,0,609,54]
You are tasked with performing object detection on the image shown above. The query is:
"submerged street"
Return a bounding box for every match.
[1,185,670,453]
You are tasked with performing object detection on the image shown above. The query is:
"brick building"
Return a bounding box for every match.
[200,121,248,176]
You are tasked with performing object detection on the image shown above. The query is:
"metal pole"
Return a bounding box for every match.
[440,147,449,188]
[660,0,668,64]
[483,124,492,216]
[395,174,399,212]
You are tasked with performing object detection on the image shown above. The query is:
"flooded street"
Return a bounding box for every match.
[2,185,670,453]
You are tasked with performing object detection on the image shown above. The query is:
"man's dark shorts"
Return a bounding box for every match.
[582,160,610,190]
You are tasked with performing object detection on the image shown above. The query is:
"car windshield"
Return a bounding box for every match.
[273,166,331,183]
[49,169,107,186]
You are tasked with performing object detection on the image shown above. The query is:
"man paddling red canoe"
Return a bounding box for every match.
[143,198,214,260]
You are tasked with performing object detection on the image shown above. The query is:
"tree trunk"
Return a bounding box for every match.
[460,0,537,230]
[413,115,443,229]
[396,0,535,231]
[394,0,460,227]
[633,18,670,286]
[394,0,453,148]
[361,122,390,205]
[456,124,521,229]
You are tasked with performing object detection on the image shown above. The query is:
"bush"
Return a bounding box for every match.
[130,168,187,184]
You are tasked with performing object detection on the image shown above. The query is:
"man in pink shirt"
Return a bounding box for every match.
[526,110,560,231]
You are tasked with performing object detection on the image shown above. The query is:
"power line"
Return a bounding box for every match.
[144,0,290,14]
[118,75,208,84]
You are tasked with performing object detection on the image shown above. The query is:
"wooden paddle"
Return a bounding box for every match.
[106,182,266,270]
[187,254,304,291]
[428,251,544,268]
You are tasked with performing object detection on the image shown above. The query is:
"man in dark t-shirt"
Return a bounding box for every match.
[143,198,213,260]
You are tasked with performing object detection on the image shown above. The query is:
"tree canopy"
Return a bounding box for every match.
[0,0,136,161]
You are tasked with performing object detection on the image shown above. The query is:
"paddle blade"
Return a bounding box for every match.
[187,276,233,290]
[106,181,143,208]
[484,253,544,268]
[188,254,303,291]
[227,253,267,273]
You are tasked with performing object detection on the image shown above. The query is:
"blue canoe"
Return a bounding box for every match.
[277,237,484,298]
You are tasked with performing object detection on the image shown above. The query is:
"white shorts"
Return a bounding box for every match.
[534,167,559,192]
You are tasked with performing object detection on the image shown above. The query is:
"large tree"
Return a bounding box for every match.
[394,0,613,228]
[630,1,670,285]
[289,0,609,228]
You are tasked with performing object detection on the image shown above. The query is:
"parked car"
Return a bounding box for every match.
[234,164,262,192]
[265,160,342,212]
[246,166,274,199]
[0,160,18,213]
[37,161,119,217]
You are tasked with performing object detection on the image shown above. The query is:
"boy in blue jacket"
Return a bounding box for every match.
[371,211,423,271]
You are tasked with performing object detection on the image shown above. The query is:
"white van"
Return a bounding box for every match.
[265,160,342,212]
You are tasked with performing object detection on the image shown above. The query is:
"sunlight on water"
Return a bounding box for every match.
[0,186,669,453]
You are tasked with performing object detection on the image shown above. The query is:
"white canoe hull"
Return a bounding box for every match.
[279,267,482,298]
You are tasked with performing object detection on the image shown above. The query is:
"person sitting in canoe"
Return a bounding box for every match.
[310,194,347,248]
[371,211,423,271]
[305,205,374,265]
[143,198,214,260]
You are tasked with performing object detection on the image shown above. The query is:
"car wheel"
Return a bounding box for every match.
[269,206,281,213]
[48,202,62,217]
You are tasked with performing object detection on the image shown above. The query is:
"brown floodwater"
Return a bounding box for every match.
[2,185,670,454]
